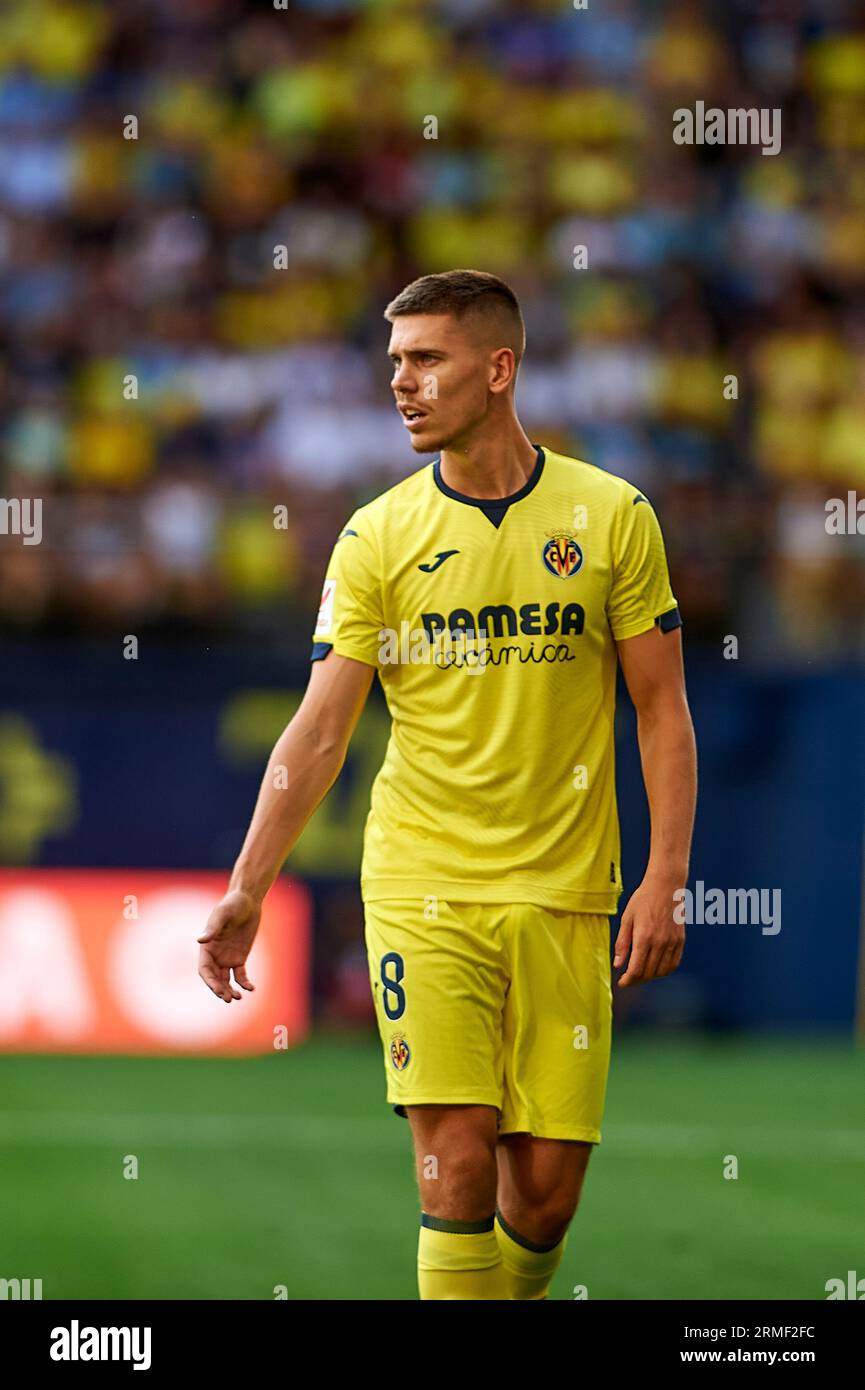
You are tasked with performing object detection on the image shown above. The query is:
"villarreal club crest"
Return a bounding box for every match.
[542,531,584,579]
[390,1032,411,1071]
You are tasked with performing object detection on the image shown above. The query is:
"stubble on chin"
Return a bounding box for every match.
[411,433,446,453]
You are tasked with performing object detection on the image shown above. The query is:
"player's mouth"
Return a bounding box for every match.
[398,404,429,432]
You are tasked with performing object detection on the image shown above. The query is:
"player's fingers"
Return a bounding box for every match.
[659,934,686,976]
[652,925,686,977]
[199,960,229,1001]
[618,940,648,987]
[651,931,683,977]
[219,961,242,1001]
[613,918,632,968]
[233,963,255,992]
[642,938,674,981]
[199,952,238,1003]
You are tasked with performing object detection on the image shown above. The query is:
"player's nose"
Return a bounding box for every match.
[391,360,417,392]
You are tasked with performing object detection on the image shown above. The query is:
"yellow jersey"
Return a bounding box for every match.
[311,446,679,912]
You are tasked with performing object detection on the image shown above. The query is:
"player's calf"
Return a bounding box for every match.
[492,1135,594,1298]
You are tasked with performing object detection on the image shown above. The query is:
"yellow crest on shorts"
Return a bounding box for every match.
[390,1031,411,1071]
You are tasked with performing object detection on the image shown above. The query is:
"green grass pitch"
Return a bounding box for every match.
[0,1034,861,1300]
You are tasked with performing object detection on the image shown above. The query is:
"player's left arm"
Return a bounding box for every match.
[614,624,697,986]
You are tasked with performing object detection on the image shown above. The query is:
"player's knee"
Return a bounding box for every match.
[417,1138,498,1219]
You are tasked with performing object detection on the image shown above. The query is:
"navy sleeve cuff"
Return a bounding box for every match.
[656,606,682,634]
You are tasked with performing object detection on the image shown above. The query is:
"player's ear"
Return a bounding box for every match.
[488,347,515,393]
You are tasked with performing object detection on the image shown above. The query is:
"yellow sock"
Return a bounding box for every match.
[417,1215,509,1300]
[494,1208,567,1300]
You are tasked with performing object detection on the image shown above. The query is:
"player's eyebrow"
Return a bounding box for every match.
[387,348,445,362]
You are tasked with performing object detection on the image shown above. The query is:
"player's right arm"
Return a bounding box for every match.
[197,651,375,1002]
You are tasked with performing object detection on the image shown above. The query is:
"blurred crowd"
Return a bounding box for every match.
[1,0,865,658]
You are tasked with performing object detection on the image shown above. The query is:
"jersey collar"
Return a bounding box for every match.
[432,445,545,529]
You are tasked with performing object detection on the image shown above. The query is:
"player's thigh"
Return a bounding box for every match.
[364,898,509,1108]
[500,908,613,1143]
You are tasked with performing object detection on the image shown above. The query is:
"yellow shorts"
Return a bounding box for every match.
[364,899,613,1143]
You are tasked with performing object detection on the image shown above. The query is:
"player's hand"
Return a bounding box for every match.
[197,888,261,1002]
[613,874,685,987]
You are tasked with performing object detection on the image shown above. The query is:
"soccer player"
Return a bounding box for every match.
[199,270,697,1301]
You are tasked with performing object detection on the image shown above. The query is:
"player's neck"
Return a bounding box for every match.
[438,423,538,501]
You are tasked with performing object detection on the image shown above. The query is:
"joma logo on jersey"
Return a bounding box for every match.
[421,601,585,640]
[542,532,583,579]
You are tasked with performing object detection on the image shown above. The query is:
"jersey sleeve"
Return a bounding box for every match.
[606,489,681,641]
[310,514,384,667]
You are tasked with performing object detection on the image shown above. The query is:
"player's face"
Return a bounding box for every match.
[388,314,494,452]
